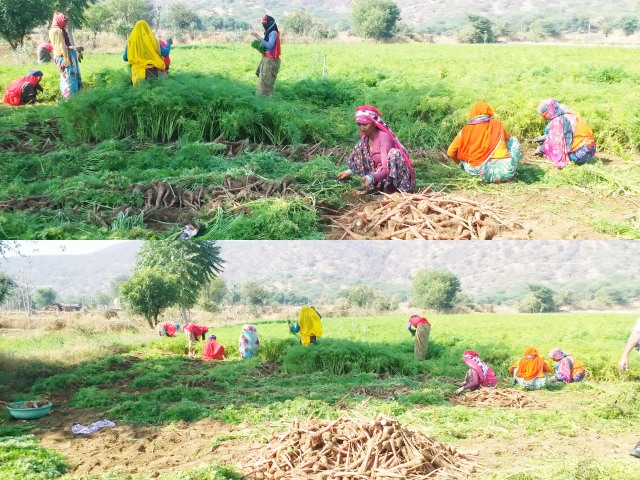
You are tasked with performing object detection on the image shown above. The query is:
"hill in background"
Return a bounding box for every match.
[154,0,638,34]
[1,241,638,304]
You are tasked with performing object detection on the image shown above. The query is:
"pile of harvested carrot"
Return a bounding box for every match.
[333,188,516,240]
[450,388,542,409]
[244,413,478,479]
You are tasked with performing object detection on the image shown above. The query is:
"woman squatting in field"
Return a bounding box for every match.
[447,102,522,183]
[337,105,416,193]
[533,98,596,169]
[509,346,553,390]
[548,348,586,383]
[3,71,44,106]
[455,350,497,394]
[251,16,281,97]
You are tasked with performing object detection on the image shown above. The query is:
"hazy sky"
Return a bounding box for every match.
[6,241,131,256]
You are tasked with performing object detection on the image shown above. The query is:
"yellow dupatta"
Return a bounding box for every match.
[127,20,166,85]
[299,306,322,347]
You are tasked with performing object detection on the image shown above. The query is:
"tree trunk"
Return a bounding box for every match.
[180,304,189,323]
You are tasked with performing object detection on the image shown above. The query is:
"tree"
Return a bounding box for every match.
[528,19,560,39]
[594,286,625,306]
[517,284,556,313]
[457,14,494,44]
[242,282,271,306]
[283,10,333,39]
[199,276,227,313]
[350,0,401,39]
[33,287,57,309]
[410,270,461,311]
[601,23,613,37]
[52,0,95,26]
[135,240,224,323]
[347,284,377,308]
[101,0,154,37]
[618,15,640,35]
[83,2,112,46]
[94,290,113,308]
[119,267,181,327]
[163,2,202,37]
[0,0,53,49]
[0,271,16,305]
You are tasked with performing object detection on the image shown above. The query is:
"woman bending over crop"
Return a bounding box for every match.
[456,350,497,394]
[3,71,44,106]
[251,15,281,97]
[509,346,553,390]
[532,98,596,169]
[123,20,171,85]
[337,105,416,193]
[447,102,522,183]
[548,348,585,383]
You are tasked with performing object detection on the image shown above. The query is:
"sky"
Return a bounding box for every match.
[4,241,131,256]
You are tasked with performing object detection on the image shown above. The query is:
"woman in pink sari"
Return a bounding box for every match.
[456,350,497,394]
[534,99,596,169]
[337,105,415,193]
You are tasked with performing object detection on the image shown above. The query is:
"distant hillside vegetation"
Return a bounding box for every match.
[154,0,638,34]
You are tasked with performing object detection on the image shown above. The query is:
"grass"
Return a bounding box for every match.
[0,43,639,239]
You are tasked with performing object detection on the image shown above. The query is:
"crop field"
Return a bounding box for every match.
[1,312,640,479]
[1,43,639,240]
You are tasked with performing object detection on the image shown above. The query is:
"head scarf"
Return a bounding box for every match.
[51,12,71,47]
[298,306,322,346]
[537,99,579,168]
[455,102,509,167]
[514,346,547,381]
[462,350,496,387]
[549,348,574,382]
[262,15,278,41]
[238,325,260,359]
[126,20,166,85]
[354,105,414,172]
[27,70,43,78]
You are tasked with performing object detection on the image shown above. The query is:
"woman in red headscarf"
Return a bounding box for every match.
[3,71,44,106]
[447,102,521,183]
[456,350,497,394]
[337,105,415,193]
[203,335,226,361]
[48,12,81,98]
[251,15,281,96]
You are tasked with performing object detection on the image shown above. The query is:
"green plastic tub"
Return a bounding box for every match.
[6,401,52,420]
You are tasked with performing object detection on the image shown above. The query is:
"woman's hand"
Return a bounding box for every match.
[251,32,261,40]
[336,171,350,180]
[361,176,371,189]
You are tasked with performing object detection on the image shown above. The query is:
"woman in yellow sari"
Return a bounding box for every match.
[289,306,323,346]
[123,20,170,85]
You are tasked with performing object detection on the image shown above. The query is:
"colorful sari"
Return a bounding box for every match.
[347,105,416,192]
[203,335,226,361]
[126,20,167,85]
[509,346,552,390]
[239,325,260,359]
[538,99,596,169]
[49,12,80,98]
[462,350,497,388]
[449,102,521,183]
[549,348,585,383]
[298,306,322,346]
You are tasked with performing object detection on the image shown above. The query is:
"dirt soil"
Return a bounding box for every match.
[28,394,640,478]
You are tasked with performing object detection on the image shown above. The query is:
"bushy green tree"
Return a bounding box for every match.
[163,2,202,36]
[101,0,154,37]
[283,10,333,39]
[199,276,227,313]
[83,2,112,46]
[135,240,224,322]
[0,0,53,49]
[410,270,461,311]
[242,281,271,306]
[347,284,377,308]
[528,19,561,39]
[350,0,401,39]
[120,267,181,327]
[457,14,494,44]
[618,15,640,35]
[594,286,626,306]
[0,271,16,305]
[33,287,57,309]
[517,284,556,313]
